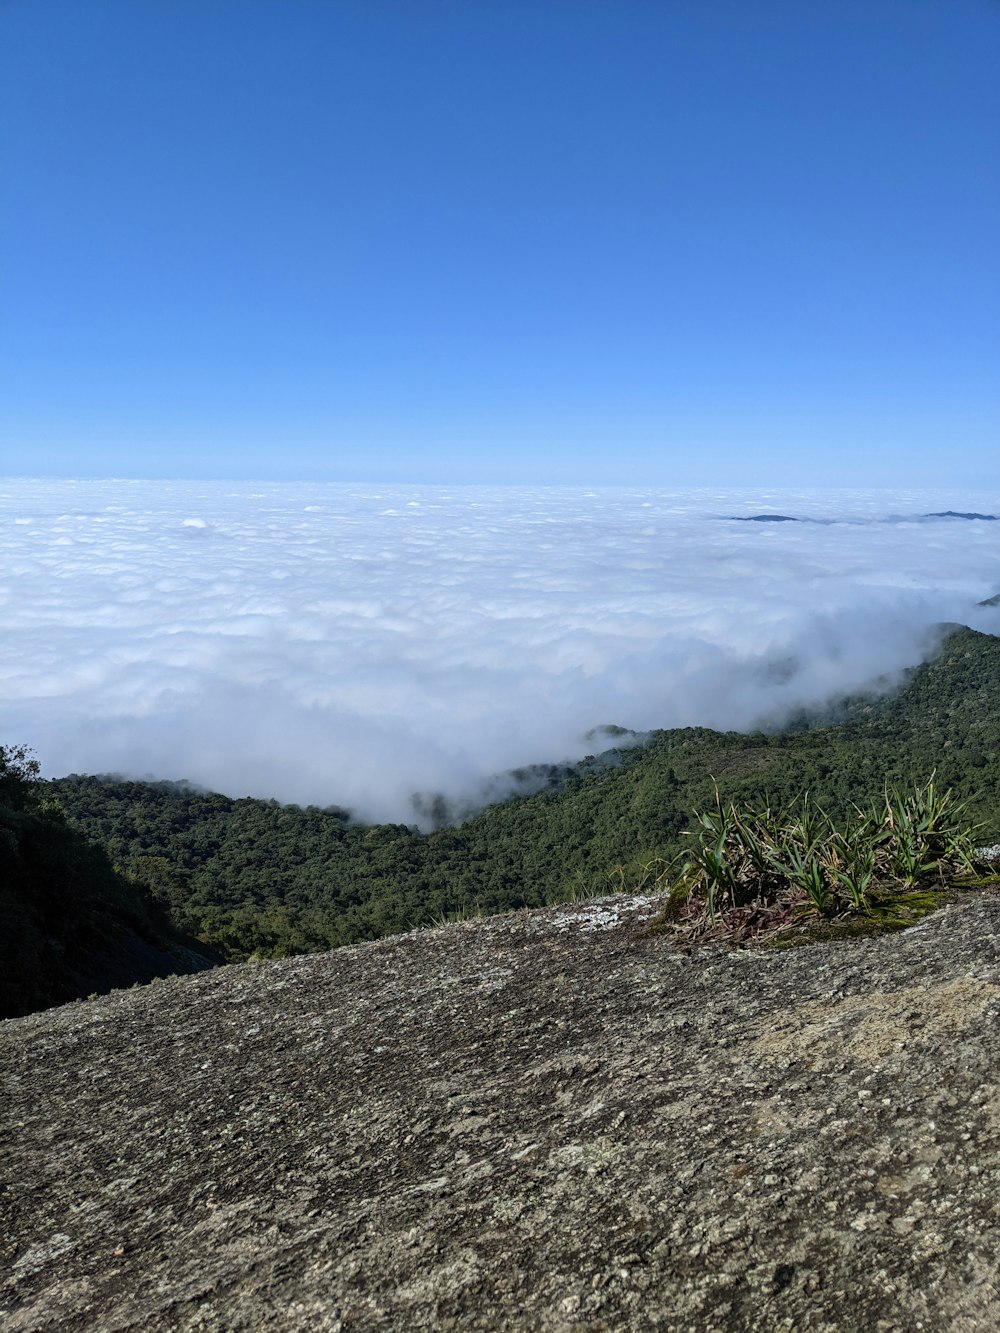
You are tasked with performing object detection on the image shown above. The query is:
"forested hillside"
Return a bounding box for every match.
[0,746,218,1019]
[46,626,1000,964]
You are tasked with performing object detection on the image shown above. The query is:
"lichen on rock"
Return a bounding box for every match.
[3,891,1000,1330]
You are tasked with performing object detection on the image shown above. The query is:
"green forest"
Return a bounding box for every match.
[0,744,217,1019]
[39,625,1000,968]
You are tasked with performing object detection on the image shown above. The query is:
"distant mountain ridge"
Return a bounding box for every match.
[728,509,998,523]
[730,513,799,522]
[926,510,998,520]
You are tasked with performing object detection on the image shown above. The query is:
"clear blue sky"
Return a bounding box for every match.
[2,0,997,486]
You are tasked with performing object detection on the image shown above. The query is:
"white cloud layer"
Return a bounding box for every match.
[2,479,999,824]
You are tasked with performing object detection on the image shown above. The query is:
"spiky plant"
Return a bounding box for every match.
[654,776,986,944]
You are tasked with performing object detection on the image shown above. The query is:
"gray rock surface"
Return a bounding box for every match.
[4,892,1000,1331]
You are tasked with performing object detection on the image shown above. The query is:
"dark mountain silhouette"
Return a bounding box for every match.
[729,513,800,522]
[924,510,997,520]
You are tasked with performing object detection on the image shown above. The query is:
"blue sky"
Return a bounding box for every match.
[2,0,997,487]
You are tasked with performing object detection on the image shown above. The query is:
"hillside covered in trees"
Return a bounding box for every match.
[0,746,218,1019]
[43,625,1000,967]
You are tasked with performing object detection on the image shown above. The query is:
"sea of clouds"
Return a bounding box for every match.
[2,478,1000,824]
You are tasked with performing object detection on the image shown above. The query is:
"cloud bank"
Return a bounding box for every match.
[2,479,999,824]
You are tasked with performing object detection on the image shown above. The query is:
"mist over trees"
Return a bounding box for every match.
[5,625,998,1017]
[37,627,1000,970]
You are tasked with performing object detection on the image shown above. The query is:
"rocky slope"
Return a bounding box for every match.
[4,891,1000,1331]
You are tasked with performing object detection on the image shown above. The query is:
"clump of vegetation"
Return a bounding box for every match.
[649,777,993,945]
